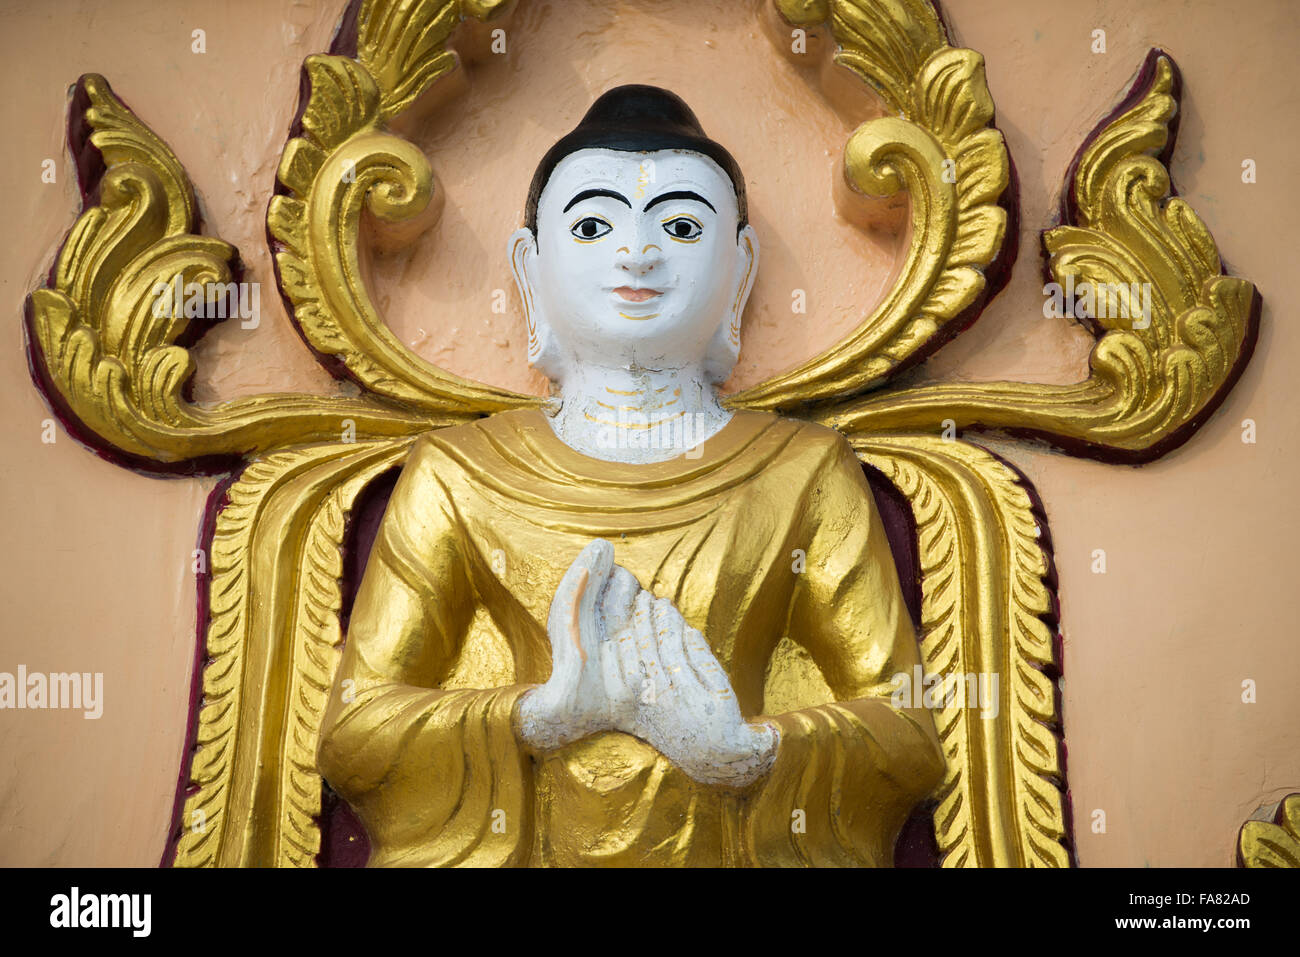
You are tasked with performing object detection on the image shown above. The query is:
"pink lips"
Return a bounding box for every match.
[613,287,661,303]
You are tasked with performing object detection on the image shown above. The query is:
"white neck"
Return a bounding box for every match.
[544,360,732,464]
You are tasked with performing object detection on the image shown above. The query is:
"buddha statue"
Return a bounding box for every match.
[316,85,945,867]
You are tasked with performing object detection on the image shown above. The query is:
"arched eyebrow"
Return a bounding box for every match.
[562,188,631,213]
[645,190,717,214]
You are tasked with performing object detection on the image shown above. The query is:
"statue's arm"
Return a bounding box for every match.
[315,437,534,866]
[742,437,946,865]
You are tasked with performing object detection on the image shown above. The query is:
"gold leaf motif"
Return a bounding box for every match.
[357,0,509,119]
[301,55,382,151]
[1238,795,1300,869]
[811,0,945,109]
[26,75,441,466]
[819,53,1259,462]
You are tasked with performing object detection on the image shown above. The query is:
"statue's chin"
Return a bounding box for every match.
[551,345,714,374]
[543,301,721,347]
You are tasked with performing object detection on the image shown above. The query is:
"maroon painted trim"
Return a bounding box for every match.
[329,0,364,59]
[159,472,239,866]
[318,784,371,868]
[862,463,924,633]
[863,462,939,867]
[315,465,401,868]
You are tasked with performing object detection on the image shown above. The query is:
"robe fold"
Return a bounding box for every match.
[317,408,945,866]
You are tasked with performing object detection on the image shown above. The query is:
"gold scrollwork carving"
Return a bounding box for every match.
[22,1,1258,868]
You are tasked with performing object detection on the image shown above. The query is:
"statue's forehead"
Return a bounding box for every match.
[540,148,736,212]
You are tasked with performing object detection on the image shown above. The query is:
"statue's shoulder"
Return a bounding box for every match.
[389,412,543,519]
[721,412,866,505]
[756,411,859,464]
[404,408,546,470]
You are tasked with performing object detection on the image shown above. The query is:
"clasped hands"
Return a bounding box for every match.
[516,540,778,788]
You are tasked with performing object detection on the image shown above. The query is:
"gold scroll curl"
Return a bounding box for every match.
[269,3,539,416]
[727,1,1010,410]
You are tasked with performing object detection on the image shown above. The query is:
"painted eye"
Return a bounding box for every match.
[570,217,612,241]
[662,216,702,242]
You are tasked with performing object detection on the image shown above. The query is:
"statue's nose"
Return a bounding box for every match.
[616,243,663,277]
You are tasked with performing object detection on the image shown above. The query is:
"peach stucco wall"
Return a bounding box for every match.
[0,0,1296,866]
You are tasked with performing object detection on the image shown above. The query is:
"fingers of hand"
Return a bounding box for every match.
[600,565,641,626]
[574,539,615,632]
[651,597,691,696]
[612,610,644,700]
[683,626,733,698]
[551,540,612,616]
[632,591,665,699]
[546,539,614,675]
[598,568,640,708]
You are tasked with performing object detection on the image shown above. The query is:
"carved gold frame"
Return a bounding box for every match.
[23,0,1257,868]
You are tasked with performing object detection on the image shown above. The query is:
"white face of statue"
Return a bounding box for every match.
[509,148,759,383]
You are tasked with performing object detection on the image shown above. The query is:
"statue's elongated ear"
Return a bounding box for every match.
[704,223,759,384]
[508,227,564,381]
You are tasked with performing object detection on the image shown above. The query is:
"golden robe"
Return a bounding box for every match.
[317,408,944,866]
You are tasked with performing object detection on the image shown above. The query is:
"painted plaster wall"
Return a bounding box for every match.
[0,0,1295,866]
